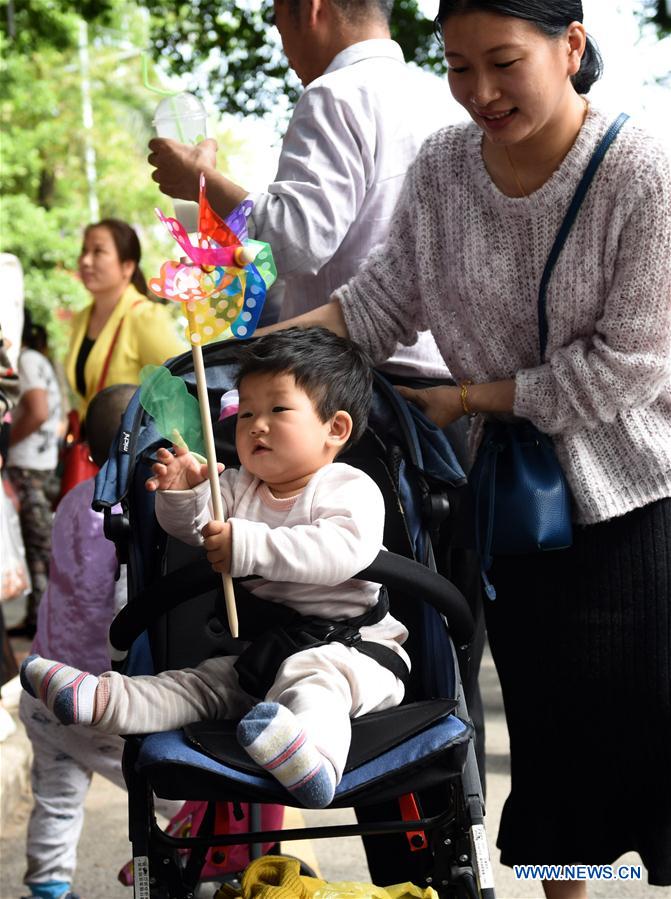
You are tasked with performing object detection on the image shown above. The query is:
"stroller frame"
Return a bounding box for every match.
[95,340,496,899]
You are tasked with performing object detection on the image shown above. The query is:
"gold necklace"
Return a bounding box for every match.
[504,97,590,197]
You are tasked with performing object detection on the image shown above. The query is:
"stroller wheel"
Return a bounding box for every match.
[430,870,479,899]
[452,870,479,899]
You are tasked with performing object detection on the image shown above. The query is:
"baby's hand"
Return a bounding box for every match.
[145,444,217,492]
[202,520,232,574]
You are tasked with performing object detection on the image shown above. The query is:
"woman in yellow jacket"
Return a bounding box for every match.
[66,218,186,420]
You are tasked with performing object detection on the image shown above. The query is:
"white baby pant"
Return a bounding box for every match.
[94,642,406,781]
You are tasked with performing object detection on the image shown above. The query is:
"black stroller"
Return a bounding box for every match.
[94,338,496,899]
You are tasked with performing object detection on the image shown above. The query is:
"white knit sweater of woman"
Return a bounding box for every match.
[334,106,671,525]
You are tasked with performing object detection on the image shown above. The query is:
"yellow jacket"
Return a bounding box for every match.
[65,285,187,417]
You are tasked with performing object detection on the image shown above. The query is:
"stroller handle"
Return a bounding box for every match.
[356,551,474,646]
[108,550,474,659]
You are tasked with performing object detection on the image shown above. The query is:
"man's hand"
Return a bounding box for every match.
[147,137,218,201]
[145,444,218,492]
[202,520,232,574]
[396,385,465,428]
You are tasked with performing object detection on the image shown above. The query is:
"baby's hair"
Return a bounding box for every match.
[86,383,137,468]
[235,327,373,449]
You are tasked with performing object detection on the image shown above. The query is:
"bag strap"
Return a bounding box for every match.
[537,112,630,358]
[474,436,500,600]
[95,299,144,394]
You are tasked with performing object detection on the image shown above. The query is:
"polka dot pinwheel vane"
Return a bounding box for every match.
[149,174,277,345]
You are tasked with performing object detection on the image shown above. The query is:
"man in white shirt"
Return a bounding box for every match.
[148,0,465,379]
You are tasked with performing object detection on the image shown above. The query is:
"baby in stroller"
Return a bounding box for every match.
[21,328,411,810]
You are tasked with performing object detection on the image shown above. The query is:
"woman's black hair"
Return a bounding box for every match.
[235,327,373,450]
[434,0,603,94]
[84,218,149,296]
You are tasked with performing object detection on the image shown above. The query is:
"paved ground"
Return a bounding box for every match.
[1,593,668,898]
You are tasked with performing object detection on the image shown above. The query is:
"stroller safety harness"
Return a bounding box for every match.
[233,586,410,698]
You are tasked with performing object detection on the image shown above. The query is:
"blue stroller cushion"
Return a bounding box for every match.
[184,698,458,775]
[132,712,472,808]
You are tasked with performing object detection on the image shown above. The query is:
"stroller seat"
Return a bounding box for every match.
[96,341,495,899]
[129,702,470,807]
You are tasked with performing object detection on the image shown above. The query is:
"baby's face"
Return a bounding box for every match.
[235,371,340,496]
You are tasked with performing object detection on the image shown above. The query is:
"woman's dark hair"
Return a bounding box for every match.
[235,327,373,450]
[85,218,149,296]
[435,0,603,94]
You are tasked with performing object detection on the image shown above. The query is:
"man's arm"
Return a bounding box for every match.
[246,86,371,276]
[147,137,247,219]
[148,85,371,275]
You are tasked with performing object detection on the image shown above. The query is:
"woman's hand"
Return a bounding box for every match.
[202,520,232,574]
[396,385,465,428]
[145,444,218,492]
[147,137,218,201]
[397,379,516,425]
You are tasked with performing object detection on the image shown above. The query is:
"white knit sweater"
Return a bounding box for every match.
[335,107,671,525]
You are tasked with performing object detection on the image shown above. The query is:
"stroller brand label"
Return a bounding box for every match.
[133,855,151,898]
[471,823,495,890]
[121,430,131,453]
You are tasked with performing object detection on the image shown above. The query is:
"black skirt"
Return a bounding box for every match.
[484,497,671,885]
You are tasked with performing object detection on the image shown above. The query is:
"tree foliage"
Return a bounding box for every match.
[0,1,180,356]
[645,0,671,36]
[2,0,668,359]
[140,0,445,117]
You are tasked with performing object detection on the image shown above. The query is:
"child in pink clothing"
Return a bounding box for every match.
[18,385,143,899]
[22,328,410,811]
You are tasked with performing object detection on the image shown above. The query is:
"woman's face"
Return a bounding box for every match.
[442,11,585,147]
[78,226,134,299]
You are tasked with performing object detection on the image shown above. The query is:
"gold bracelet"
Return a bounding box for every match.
[459,380,474,416]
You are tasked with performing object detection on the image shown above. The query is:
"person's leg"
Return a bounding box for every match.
[543,882,588,899]
[21,655,249,734]
[20,691,180,896]
[238,643,404,808]
[0,605,18,686]
[19,693,91,896]
[7,468,53,630]
[237,702,338,808]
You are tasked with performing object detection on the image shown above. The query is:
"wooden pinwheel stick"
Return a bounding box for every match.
[187,307,239,639]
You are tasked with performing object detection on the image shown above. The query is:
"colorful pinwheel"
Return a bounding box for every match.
[146,174,280,638]
[149,174,277,345]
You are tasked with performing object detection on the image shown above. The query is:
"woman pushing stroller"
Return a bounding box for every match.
[250,1,671,892]
[21,328,410,811]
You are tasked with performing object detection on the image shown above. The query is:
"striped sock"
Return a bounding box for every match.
[237,702,336,809]
[20,654,99,726]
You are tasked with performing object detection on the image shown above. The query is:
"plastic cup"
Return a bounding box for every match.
[153,93,207,234]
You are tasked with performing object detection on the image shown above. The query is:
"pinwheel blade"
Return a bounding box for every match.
[224,199,254,243]
[230,265,267,338]
[139,365,206,458]
[244,239,277,289]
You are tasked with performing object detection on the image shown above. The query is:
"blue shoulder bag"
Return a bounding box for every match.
[470,113,629,600]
